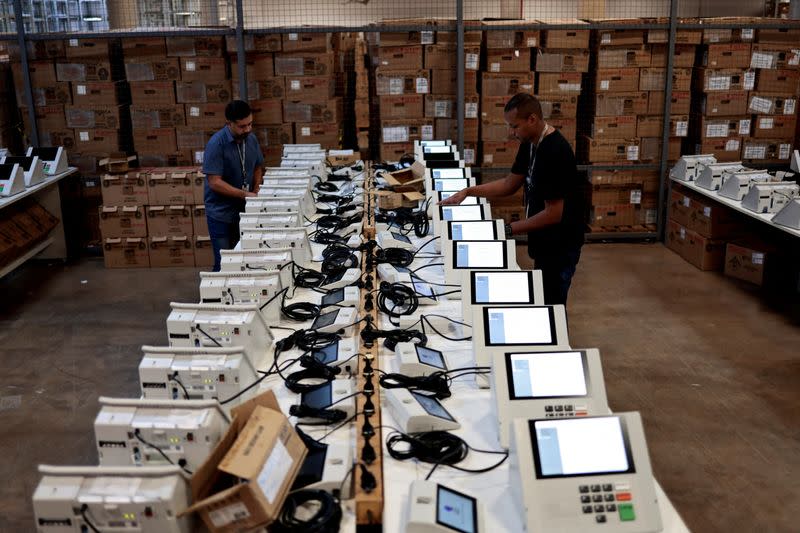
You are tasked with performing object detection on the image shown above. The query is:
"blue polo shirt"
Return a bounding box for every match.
[202,126,264,223]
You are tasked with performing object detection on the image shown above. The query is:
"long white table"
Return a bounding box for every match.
[0,167,79,279]
[670,176,800,239]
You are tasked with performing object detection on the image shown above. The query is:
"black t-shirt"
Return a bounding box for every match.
[511,130,586,258]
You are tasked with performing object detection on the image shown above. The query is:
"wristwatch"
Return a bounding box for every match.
[504,223,513,239]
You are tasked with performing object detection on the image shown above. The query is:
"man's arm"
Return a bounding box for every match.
[509,198,563,235]
[207,174,256,199]
[439,172,525,205]
[252,165,263,194]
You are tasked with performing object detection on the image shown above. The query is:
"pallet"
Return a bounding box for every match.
[588,224,657,233]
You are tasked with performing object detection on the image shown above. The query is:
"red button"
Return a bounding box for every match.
[616,492,632,501]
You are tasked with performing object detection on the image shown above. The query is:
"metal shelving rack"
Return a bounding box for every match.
[1,0,799,244]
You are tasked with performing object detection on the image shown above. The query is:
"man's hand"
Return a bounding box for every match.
[245,191,257,198]
[438,189,468,205]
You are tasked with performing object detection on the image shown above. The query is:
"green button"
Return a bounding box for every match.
[618,503,636,521]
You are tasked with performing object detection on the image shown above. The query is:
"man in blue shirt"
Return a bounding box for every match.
[202,100,264,271]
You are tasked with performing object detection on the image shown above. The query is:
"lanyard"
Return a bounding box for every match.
[237,140,248,191]
[525,123,549,215]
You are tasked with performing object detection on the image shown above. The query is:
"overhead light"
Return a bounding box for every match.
[83,17,102,22]
[174,12,197,16]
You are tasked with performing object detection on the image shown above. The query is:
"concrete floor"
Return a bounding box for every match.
[1,243,798,532]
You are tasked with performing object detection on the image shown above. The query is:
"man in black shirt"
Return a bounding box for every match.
[440,93,586,305]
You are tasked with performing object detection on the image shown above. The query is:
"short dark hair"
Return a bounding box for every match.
[225,100,252,122]
[504,93,543,119]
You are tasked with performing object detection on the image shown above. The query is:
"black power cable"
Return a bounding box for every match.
[375,282,419,322]
[133,429,193,475]
[271,489,342,533]
[79,504,101,533]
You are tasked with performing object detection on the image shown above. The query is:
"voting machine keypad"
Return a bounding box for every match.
[543,403,588,418]
[578,483,637,524]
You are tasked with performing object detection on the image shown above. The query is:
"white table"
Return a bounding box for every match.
[0,167,79,279]
[671,176,800,239]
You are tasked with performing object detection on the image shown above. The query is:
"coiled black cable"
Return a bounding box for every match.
[374,247,414,268]
[379,372,452,399]
[271,489,342,533]
[376,281,419,321]
[289,404,348,424]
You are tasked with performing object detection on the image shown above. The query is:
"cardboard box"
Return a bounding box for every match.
[176,81,233,104]
[131,105,186,129]
[282,32,331,52]
[103,237,150,268]
[382,160,426,192]
[130,81,177,106]
[430,69,478,95]
[134,128,178,154]
[682,226,726,271]
[7,40,65,61]
[139,152,194,168]
[748,93,797,115]
[591,204,637,227]
[594,92,648,117]
[703,43,752,68]
[535,49,589,73]
[381,119,434,143]
[166,36,225,57]
[696,138,743,162]
[701,91,748,116]
[380,142,415,163]
[192,171,205,204]
[637,115,689,138]
[74,129,119,153]
[486,48,532,73]
[193,205,208,235]
[595,68,639,92]
[535,72,582,94]
[481,121,511,142]
[592,116,637,138]
[56,61,114,82]
[750,44,800,70]
[148,235,195,267]
[596,24,646,47]
[753,115,797,139]
[541,21,590,48]
[424,95,457,119]
[424,45,482,71]
[669,187,699,227]
[436,118,479,144]
[184,103,226,130]
[12,61,57,88]
[125,59,181,82]
[274,53,334,76]
[584,137,640,163]
[480,96,509,124]
[64,38,112,59]
[639,137,681,162]
[147,168,198,205]
[375,69,430,95]
[146,205,194,236]
[294,123,340,148]
[644,18,702,44]
[639,67,692,92]
[65,105,124,129]
[231,55,275,82]
[755,69,800,94]
[122,37,167,58]
[233,79,285,101]
[194,235,214,266]
[537,94,579,119]
[283,98,342,123]
[226,34,282,53]
[380,95,424,119]
[182,392,307,531]
[284,76,335,102]
[697,68,754,91]
[648,91,690,115]
[375,45,424,71]
[71,81,125,106]
[697,116,751,140]
[757,27,800,45]
[724,240,775,286]
[687,195,743,238]
[482,141,520,167]
[484,26,540,48]
[431,29,482,46]
[549,117,577,142]
[596,46,651,69]
[254,124,294,148]
[176,128,215,150]
[20,83,71,107]
[650,44,697,68]
[742,139,793,162]
[39,129,76,150]
[247,99,283,125]
[21,104,67,131]
[98,205,147,237]
[481,72,534,97]
[180,58,227,82]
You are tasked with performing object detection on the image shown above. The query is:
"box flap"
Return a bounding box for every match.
[218,407,287,480]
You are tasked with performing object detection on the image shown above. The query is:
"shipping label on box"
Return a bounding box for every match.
[147,205,194,237]
[753,115,797,138]
[125,59,181,82]
[480,72,534,97]
[699,116,751,140]
[99,205,147,238]
[424,95,455,118]
[380,119,434,143]
[696,138,743,162]
[748,93,797,115]
[103,237,150,268]
[149,235,195,267]
[74,128,119,153]
[751,44,800,70]
[184,103,226,130]
[375,69,430,95]
[595,68,640,92]
[585,137,641,163]
[699,68,754,91]
[535,49,589,72]
[535,72,583,94]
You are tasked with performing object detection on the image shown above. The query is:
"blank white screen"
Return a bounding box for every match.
[536,417,629,476]
[477,272,531,302]
[439,192,478,204]
[487,307,552,344]
[443,205,484,221]
[452,222,496,241]
[435,178,468,191]
[432,168,465,179]
[510,352,587,397]
[456,241,504,268]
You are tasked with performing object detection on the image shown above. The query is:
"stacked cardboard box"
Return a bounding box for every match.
[741,25,800,164]
[0,201,60,268]
[690,21,757,164]
[535,19,586,156]
[354,37,371,157]
[588,168,660,230]
[100,166,209,268]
